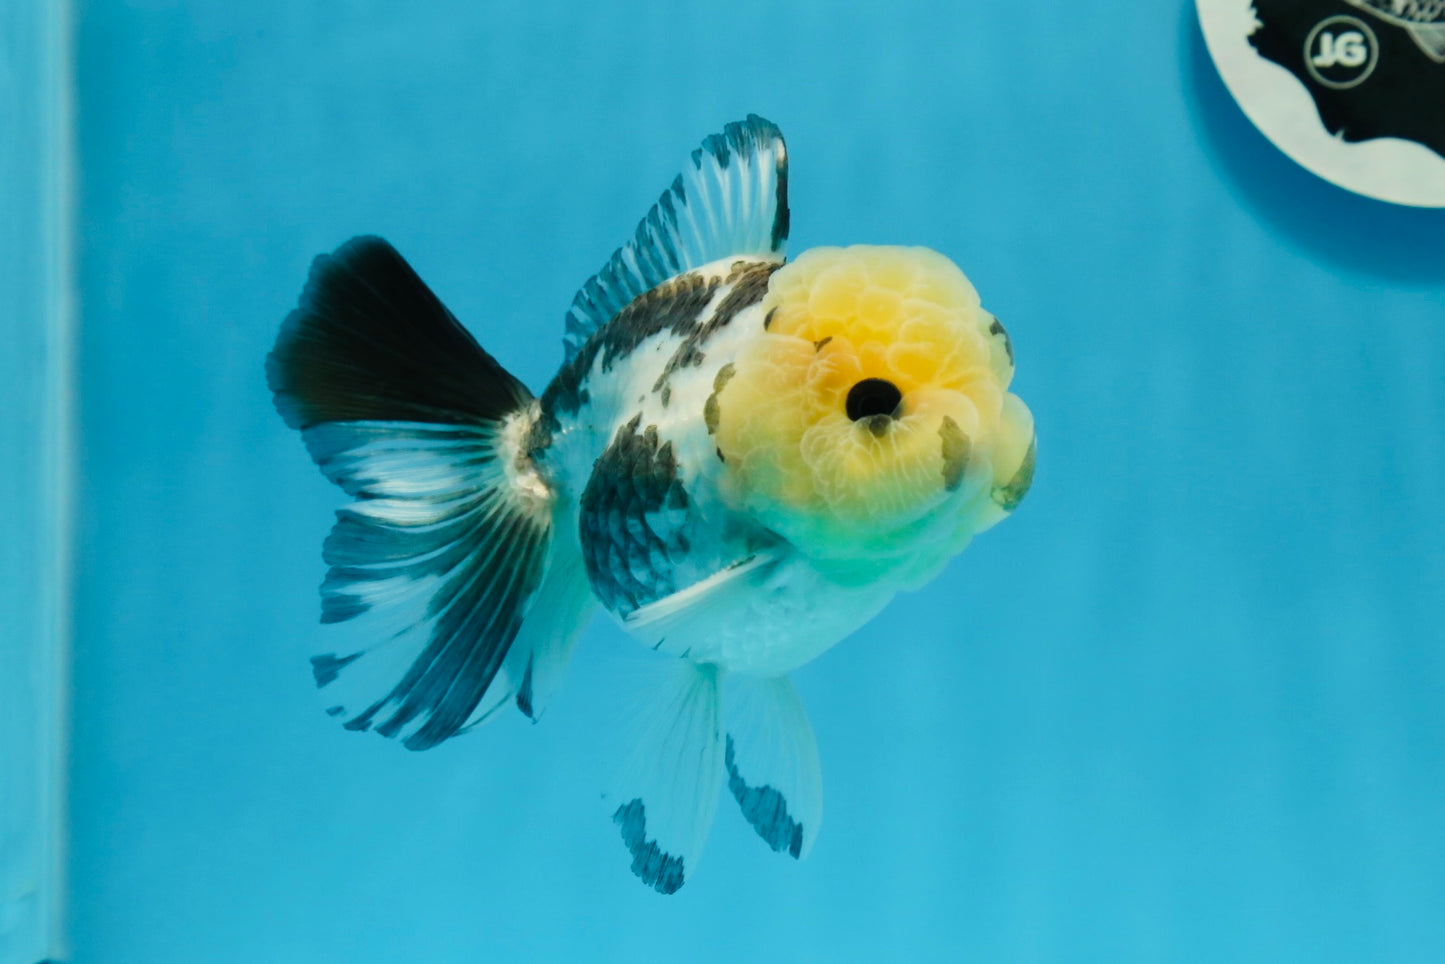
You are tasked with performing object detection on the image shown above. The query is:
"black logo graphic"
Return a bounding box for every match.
[1250,0,1445,159]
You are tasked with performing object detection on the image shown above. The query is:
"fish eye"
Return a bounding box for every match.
[845,378,903,422]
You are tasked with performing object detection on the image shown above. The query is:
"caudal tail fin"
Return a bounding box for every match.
[267,236,591,750]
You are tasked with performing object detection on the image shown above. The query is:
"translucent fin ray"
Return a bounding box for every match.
[301,420,552,750]
[608,661,724,894]
[564,115,789,362]
[724,675,823,859]
[505,517,595,720]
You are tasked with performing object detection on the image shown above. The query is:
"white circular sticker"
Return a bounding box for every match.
[1197,0,1445,208]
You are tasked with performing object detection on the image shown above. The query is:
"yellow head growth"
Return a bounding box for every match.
[712,245,1034,567]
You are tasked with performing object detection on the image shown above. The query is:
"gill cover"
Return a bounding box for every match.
[711,245,1034,567]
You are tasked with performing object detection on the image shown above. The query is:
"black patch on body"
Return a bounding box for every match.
[521,412,554,469]
[613,799,686,894]
[704,363,735,436]
[939,415,971,492]
[542,273,721,427]
[725,736,804,858]
[992,437,1036,511]
[578,415,691,617]
[652,261,777,393]
[989,318,1014,366]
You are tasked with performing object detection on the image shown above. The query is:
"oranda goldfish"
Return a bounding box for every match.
[267,115,1035,893]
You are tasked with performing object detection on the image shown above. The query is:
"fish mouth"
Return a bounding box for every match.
[845,378,903,426]
[846,378,904,438]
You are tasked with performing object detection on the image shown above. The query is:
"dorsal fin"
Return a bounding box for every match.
[563,115,790,362]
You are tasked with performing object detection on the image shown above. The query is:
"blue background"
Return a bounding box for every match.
[67,1,1444,961]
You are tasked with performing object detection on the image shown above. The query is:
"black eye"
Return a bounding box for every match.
[845,378,903,422]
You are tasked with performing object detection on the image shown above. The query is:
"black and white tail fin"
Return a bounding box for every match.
[609,661,725,894]
[267,236,590,749]
[725,675,823,860]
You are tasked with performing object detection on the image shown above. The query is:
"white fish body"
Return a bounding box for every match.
[538,258,889,677]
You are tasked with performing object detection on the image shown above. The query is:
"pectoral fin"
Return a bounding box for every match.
[622,551,780,643]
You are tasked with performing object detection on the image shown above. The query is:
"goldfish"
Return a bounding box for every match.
[267,115,1035,893]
